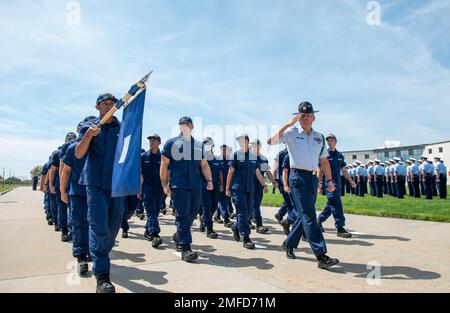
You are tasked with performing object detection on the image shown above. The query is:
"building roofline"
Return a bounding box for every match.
[424,140,450,146]
[373,144,425,152]
[341,149,374,153]
[341,139,450,154]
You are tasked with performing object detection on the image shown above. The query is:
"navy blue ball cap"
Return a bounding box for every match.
[202,137,214,145]
[65,132,77,140]
[293,101,319,115]
[96,93,117,105]
[147,133,161,142]
[179,116,193,125]
[77,121,85,129]
[236,134,250,141]
[84,115,97,122]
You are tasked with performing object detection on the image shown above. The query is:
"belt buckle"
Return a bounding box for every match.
[312,170,317,176]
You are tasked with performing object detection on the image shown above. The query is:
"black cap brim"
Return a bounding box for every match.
[292,110,319,115]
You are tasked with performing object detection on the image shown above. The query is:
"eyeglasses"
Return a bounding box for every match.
[99,101,115,106]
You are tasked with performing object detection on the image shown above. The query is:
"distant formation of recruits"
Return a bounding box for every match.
[37,94,447,293]
[343,156,447,200]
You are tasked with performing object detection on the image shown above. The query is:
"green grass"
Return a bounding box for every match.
[262,187,450,223]
[0,185,19,193]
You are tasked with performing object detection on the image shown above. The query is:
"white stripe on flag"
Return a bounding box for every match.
[118,135,131,164]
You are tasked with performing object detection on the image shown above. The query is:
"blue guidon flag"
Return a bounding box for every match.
[111,87,146,197]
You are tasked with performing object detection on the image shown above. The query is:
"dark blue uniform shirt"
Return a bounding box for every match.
[62,142,87,196]
[275,148,288,184]
[323,149,346,190]
[51,148,62,188]
[41,162,51,187]
[282,153,291,179]
[78,117,121,191]
[254,154,270,185]
[219,157,230,187]
[161,134,204,190]
[141,149,163,194]
[229,150,260,193]
[203,153,221,189]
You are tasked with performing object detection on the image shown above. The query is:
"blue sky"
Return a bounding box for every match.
[0,0,449,178]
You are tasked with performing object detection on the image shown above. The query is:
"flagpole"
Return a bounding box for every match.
[97,71,152,127]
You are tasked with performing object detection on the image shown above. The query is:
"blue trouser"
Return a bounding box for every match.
[420,179,425,197]
[340,176,346,196]
[231,190,254,237]
[376,178,383,198]
[345,179,351,194]
[392,179,397,197]
[358,179,365,197]
[369,176,375,196]
[122,196,138,232]
[218,191,232,221]
[70,195,89,258]
[172,188,201,245]
[67,198,73,236]
[412,175,421,198]
[286,193,300,224]
[55,189,68,232]
[432,176,438,196]
[318,187,345,228]
[252,185,264,226]
[44,191,51,218]
[143,190,163,235]
[135,199,144,215]
[286,171,326,257]
[424,174,433,199]
[86,186,125,277]
[160,195,167,209]
[438,174,447,198]
[407,180,414,196]
[49,192,58,227]
[396,176,405,198]
[201,188,219,229]
[277,185,294,217]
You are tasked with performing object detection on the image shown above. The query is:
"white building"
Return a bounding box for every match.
[342,140,450,185]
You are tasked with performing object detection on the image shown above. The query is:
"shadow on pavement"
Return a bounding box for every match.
[289,256,441,280]
[110,250,147,263]
[198,254,274,270]
[330,262,441,280]
[111,263,170,293]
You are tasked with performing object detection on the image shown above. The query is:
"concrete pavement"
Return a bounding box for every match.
[0,187,449,293]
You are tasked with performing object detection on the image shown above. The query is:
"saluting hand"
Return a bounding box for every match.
[287,114,299,127]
